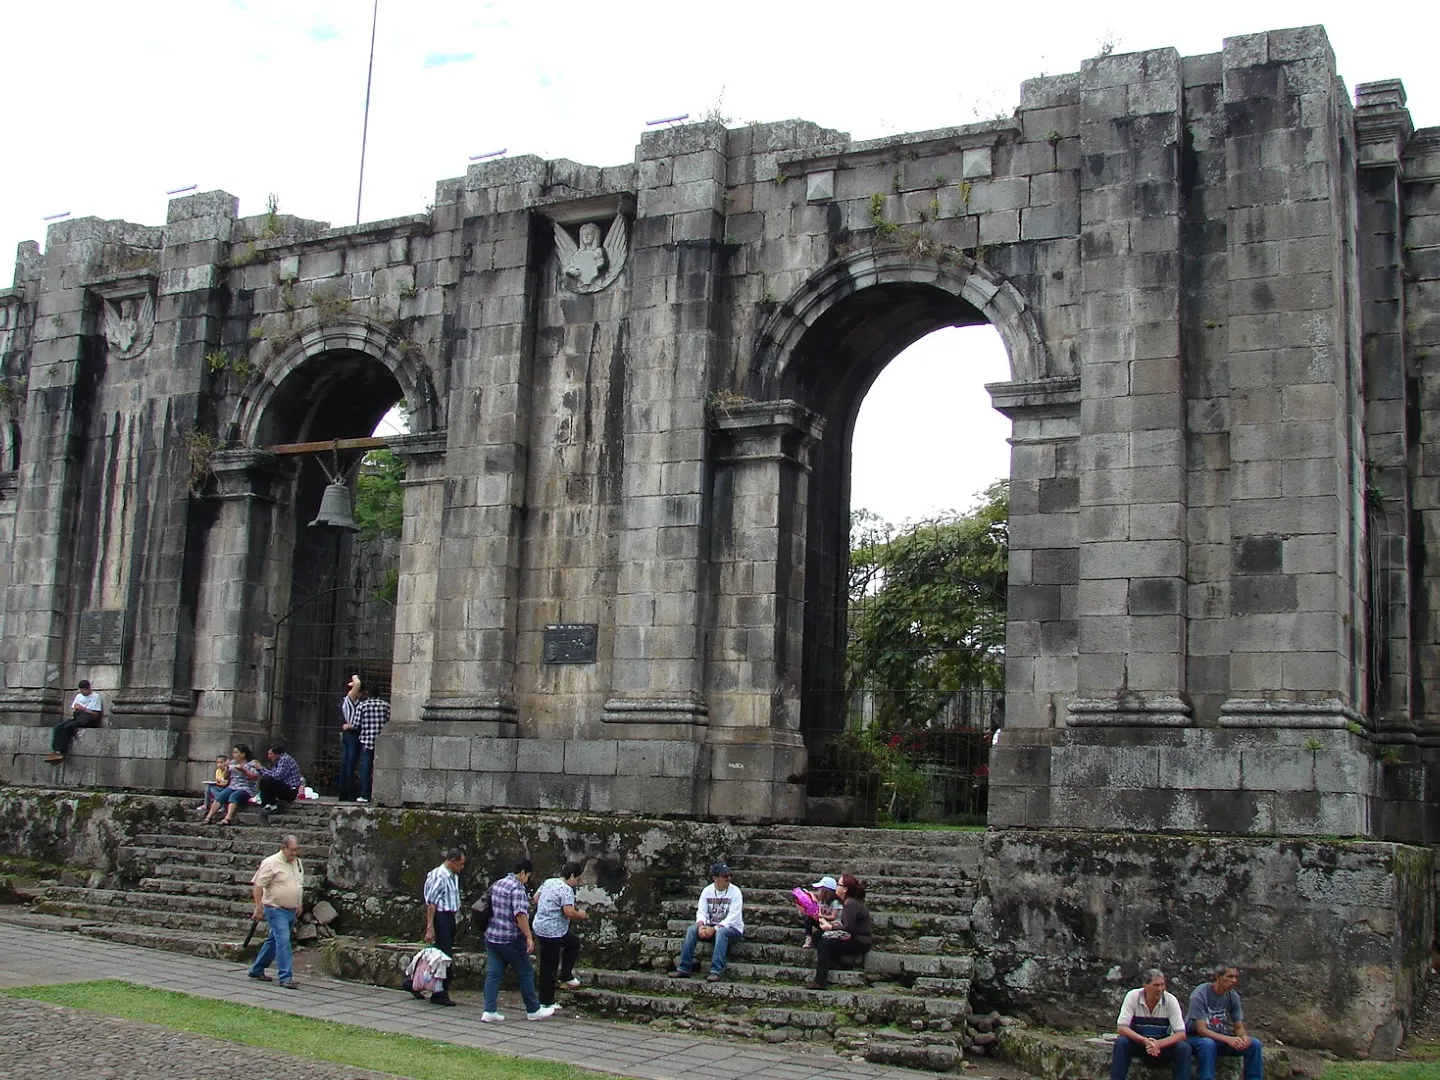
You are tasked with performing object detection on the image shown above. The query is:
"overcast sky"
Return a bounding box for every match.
[4,2,1434,526]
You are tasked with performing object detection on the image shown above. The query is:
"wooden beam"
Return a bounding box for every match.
[263,436,390,456]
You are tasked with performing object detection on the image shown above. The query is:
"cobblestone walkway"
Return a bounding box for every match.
[0,996,405,1080]
[0,921,936,1080]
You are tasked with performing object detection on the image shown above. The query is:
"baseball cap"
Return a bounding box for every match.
[810,875,838,891]
[710,861,732,877]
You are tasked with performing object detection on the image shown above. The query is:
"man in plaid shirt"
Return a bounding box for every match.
[353,694,390,804]
[480,857,555,1022]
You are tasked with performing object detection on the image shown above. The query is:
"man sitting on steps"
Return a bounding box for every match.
[670,861,744,983]
[245,742,302,820]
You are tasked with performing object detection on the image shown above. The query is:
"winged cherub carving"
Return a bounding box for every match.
[553,215,629,293]
[102,292,156,359]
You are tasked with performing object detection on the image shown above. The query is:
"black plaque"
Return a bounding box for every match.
[76,609,124,666]
[543,623,598,664]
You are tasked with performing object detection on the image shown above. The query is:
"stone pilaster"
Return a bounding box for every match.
[387,430,446,726]
[706,399,822,820]
[1070,47,1191,727]
[602,122,729,730]
[420,158,544,731]
[1217,29,1366,731]
[1353,80,1416,742]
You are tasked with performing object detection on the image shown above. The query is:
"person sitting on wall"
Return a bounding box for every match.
[805,873,872,990]
[245,742,303,820]
[203,744,259,826]
[670,861,745,983]
[1187,963,1263,1080]
[44,679,104,763]
[1110,968,1192,1080]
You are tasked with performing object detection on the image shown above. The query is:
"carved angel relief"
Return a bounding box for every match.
[102,292,155,359]
[553,216,629,293]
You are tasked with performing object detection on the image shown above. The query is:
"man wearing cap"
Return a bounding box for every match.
[670,861,745,983]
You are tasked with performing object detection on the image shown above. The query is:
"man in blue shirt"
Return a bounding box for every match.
[1187,963,1263,1080]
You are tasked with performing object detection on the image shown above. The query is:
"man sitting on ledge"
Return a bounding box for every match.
[1187,963,1263,1080]
[44,680,103,763]
[1111,968,1191,1080]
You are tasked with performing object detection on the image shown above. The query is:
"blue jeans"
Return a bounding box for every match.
[338,729,360,798]
[1112,1037,1192,1080]
[213,787,252,808]
[484,937,541,1013]
[677,923,742,975]
[358,746,375,801]
[249,906,296,983]
[1188,1036,1262,1080]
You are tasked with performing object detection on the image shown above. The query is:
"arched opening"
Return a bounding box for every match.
[255,349,407,792]
[765,277,1016,823]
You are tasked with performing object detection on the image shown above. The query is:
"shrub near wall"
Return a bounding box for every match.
[323,807,756,965]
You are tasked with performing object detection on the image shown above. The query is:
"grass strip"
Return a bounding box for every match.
[1322,1064,1440,1080]
[2,980,624,1080]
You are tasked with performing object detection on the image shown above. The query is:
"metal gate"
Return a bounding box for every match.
[269,583,395,795]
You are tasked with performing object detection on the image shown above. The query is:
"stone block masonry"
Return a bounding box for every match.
[0,24,1436,842]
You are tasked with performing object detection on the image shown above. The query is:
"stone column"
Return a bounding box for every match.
[1069,47,1191,727]
[188,447,291,760]
[387,431,446,725]
[602,122,729,731]
[706,400,823,820]
[114,192,238,732]
[1353,80,1416,742]
[0,217,111,717]
[1217,30,1367,732]
[420,159,544,732]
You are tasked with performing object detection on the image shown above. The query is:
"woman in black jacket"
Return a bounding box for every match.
[806,873,872,989]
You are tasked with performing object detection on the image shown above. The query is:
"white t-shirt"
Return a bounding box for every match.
[1117,987,1184,1036]
[72,691,103,715]
[695,883,744,934]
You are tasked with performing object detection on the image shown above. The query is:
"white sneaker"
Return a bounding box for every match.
[526,1005,556,1021]
[562,977,581,988]
[355,797,369,804]
[480,1011,505,1023]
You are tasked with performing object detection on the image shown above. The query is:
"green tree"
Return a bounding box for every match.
[846,482,1008,730]
[353,449,405,541]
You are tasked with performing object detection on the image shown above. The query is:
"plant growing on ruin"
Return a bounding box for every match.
[260,193,282,239]
[869,194,897,241]
[1046,129,1063,144]
[1302,738,1325,751]
[205,350,255,387]
[0,375,27,411]
[705,387,753,419]
[182,429,220,495]
[311,284,351,323]
[397,280,419,301]
[956,180,973,211]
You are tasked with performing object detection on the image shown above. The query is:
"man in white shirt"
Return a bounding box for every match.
[1111,969,1192,1080]
[669,861,744,983]
[45,680,103,763]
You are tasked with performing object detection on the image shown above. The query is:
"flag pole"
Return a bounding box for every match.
[355,0,380,225]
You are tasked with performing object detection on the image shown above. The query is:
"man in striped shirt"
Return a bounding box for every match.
[421,848,465,1006]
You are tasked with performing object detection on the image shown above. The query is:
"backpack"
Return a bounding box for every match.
[470,883,493,937]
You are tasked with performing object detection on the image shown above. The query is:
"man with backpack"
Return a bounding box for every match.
[479,857,555,1022]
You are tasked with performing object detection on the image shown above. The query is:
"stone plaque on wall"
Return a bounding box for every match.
[543,623,598,664]
[76,609,124,666]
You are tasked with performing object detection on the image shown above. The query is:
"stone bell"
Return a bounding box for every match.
[309,481,359,531]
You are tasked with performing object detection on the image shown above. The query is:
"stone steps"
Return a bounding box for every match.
[137,876,263,900]
[73,922,256,962]
[579,969,970,1022]
[33,896,266,937]
[658,915,973,944]
[660,894,973,918]
[133,827,334,850]
[723,868,974,897]
[121,845,332,871]
[639,933,975,979]
[43,885,255,920]
[729,855,964,879]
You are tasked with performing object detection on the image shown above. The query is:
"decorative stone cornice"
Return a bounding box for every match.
[421,695,519,726]
[1067,695,1193,727]
[603,695,710,725]
[1354,79,1413,170]
[1219,697,1365,729]
[710,399,825,468]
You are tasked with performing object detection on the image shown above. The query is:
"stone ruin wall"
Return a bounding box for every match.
[0,25,1434,842]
